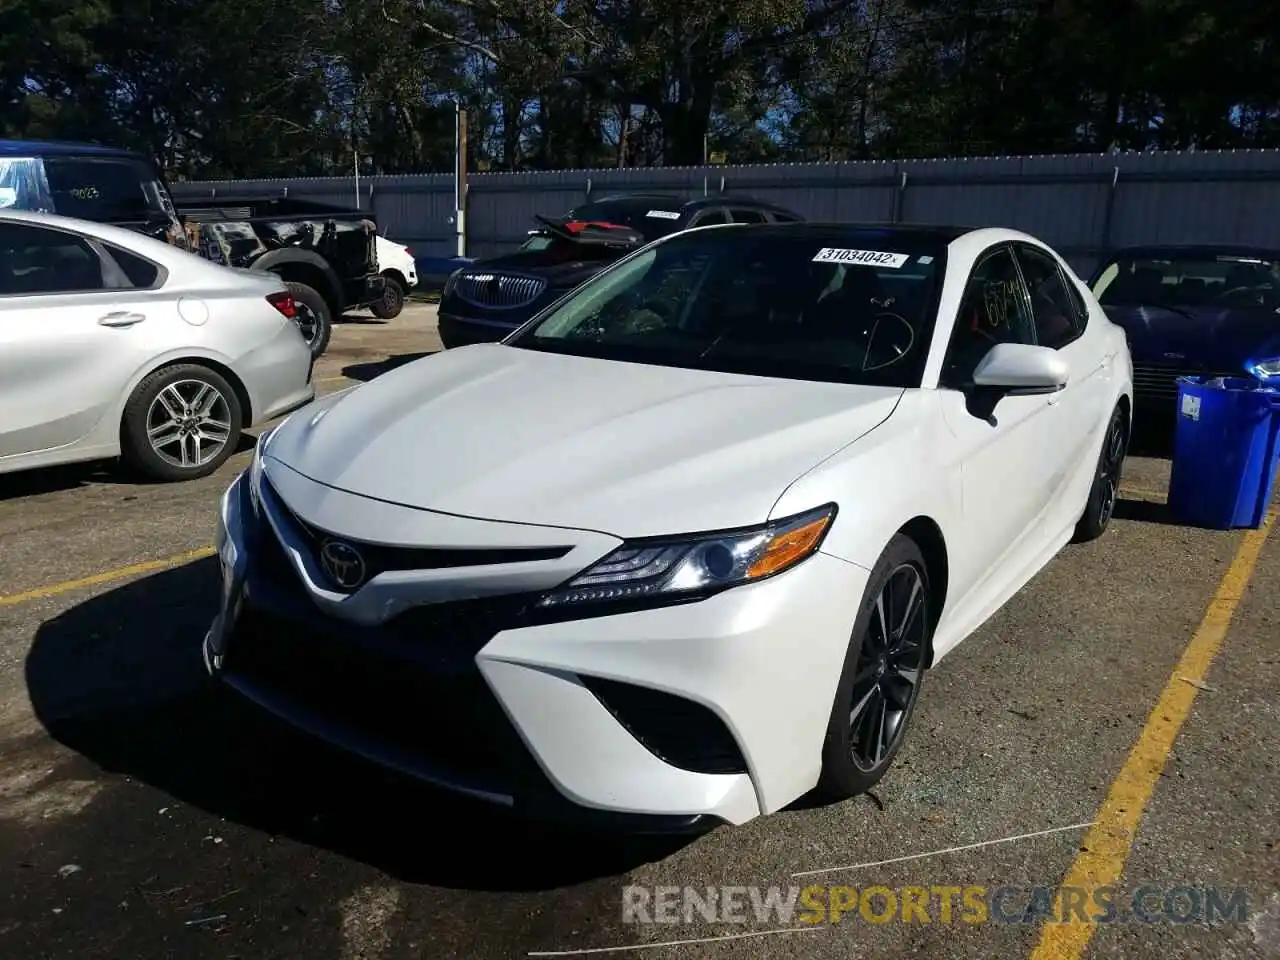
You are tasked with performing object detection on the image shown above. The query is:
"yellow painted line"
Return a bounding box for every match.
[1030,509,1275,960]
[317,375,352,385]
[0,547,216,608]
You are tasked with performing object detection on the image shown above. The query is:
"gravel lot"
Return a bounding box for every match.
[1,303,1276,960]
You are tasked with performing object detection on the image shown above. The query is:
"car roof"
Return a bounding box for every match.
[1102,244,1280,261]
[684,220,982,242]
[0,208,176,253]
[0,138,150,160]
[574,193,801,215]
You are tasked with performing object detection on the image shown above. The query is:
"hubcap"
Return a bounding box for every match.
[848,563,927,772]
[145,379,232,469]
[293,303,319,344]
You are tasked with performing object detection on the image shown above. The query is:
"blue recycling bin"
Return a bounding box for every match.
[1167,377,1280,530]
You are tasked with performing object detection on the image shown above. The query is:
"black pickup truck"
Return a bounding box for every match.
[0,139,383,357]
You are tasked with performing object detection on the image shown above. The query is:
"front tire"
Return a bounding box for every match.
[284,281,333,359]
[1073,404,1128,543]
[120,363,243,481]
[370,276,405,319]
[816,534,931,801]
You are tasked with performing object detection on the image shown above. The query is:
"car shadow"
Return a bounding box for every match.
[336,312,389,325]
[341,352,438,382]
[1128,408,1175,459]
[1111,496,1185,527]
[24,559,693,890]
[0,435,257,501]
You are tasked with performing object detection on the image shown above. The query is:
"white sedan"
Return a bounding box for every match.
[0,210,315,481]
[206,222,1133,830]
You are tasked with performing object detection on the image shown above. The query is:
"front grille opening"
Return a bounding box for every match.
[1132,363,1240,401]
[223,606,531,789]
[580,676,748,776]
[455,272,547,310]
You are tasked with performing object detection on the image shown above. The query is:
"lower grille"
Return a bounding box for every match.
[454,272,546,310]
[224,607,522,784]
[1133,363,1238,401]
[581,675,748,775]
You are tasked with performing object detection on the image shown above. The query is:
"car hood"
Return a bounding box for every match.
[266,344,903,537]
[1103,304,1280,368]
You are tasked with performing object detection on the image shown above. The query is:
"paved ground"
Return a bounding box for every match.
[0,306,1276,960]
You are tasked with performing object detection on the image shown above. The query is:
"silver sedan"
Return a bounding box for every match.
[0,210,315,481]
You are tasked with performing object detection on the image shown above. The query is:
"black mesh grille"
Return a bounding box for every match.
[1132,363,1239,402]
[223,606,529,786]
[580,676,748,776]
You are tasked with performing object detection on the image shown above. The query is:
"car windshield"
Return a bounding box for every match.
[40,156,174,224]
[1093,253,1280,311]
[509,228,946,387]
[562,198,687,241]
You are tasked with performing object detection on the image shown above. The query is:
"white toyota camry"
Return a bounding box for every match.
[206,222,1133,831]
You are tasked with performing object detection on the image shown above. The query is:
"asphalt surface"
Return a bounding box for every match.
[0,305,1277,960]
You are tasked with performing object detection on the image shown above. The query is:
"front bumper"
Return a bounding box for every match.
[437,311,521,348]
[207,469,866,829]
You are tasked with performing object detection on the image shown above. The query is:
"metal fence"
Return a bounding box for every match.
[168,150,1280,277]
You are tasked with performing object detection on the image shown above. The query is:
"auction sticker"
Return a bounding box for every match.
[812,248,909,268]
[1180,392,1201,421]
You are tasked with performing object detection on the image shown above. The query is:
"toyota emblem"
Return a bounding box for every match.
[319,538,367,590]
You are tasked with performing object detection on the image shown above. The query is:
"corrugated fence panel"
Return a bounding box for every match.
[168,151,1280,270]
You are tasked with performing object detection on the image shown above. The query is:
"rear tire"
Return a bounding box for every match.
[120,363,243,482]
[370,276,405,319]
[815,534,931,801]
[1073,404,1128,543]
[284,281,333,359]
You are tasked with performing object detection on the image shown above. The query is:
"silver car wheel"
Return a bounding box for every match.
[145,378,233,469]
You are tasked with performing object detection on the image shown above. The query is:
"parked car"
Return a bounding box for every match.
[436,193,804,348]
[1089,244,1280,413]
[205,221,1132,831]
[2,139,386,358]
[0,210,314,481]
[371,234,418,319]
[177,196,386,358]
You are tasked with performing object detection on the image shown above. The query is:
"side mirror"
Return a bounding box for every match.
[971,342,1069,395]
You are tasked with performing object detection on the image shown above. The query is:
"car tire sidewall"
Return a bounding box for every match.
[120,364,243,482]
[284,281,333,358]
[816,534,931,801]
[370,276,405,319]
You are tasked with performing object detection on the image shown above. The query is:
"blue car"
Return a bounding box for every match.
[1088,245,1280,414]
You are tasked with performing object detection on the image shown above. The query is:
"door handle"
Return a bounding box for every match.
[98,311,146,327]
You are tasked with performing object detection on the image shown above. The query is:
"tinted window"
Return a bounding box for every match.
[691,209,730,226]
[730,208,768,223]
[511,230,946,387]
[770,211,803,223]
[0,222,105,295]
[105,243,161,287]
[564,199,687,241]
[42,156,170,223]
[1093,252,1280,310]
[941,246,1035,386]
[1014,244,1084,348]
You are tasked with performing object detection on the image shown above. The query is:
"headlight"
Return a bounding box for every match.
[537,504,837,610]
[1245,357,1280,379]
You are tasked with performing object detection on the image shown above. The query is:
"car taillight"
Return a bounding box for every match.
[403,246,412,255]
[266,291,296,318]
